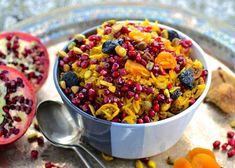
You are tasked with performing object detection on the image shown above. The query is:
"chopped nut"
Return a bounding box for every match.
[71,86,79,94]
[147,160,157,168]
[74,34,85,42]
[60,81,66,89]
[58,50,68,58]
[101,153,114,161]
[166,156,174,165]
[84,70,92,79]
[230,121,235,128]
[73,47,83,54]
[63,64,70,72]
[27,132,38,143]
[115,46,127,57]
[135,160,144,168]
[68,42,76,50]
[135,41,147,50]
[164,89,170,98]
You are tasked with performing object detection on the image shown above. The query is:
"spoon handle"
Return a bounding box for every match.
[72,146,92,168]
[76,144,107,168]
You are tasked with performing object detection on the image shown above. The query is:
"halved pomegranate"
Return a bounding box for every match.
[0,32,49,91]
[0,66,36,145]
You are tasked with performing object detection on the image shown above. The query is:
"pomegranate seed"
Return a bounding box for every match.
[227,149,235,158]
[45,162,53,168]
[227,131,235,138]
[126,80,133,86]
[153,103,160,112]
[6,34,13,41]
[114,31,121,38]
[104,27,112,35]
[88,88,96,97]
[112,118,121,122]
[222,143,228,151]
[121,26,131,34]
[167,83,173,90]
[128,50,137,58]
[136,54,142,62]
[127,91,135,98]
[112,71,120,78]
[137,118,144,124]
[174,64,181,73]
[112,63,119,72]
[100,69,108,76]
[134,94,140,100]
[149,110,155,118]
[37,136,44,146]
[166,98,173,104]
[81,61,89,69]
[189,98,196,105]
[228,139,235,147]
[31,150,39,160]
[176,55,186,66]
[135,83,142,92]
[119,68,127,76]
[157,94,165,102]
[213,140,221,149]
[121,86,129,91]
[144,115,150,123]
[90,59,98,64]
[146,87,154,94]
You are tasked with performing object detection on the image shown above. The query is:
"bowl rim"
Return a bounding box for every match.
[53,20,212,127]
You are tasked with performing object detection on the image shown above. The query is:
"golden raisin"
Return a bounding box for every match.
[135,160,144,168]
[147,160,157,168]
[71,86,79,94]
[60,81,66,89]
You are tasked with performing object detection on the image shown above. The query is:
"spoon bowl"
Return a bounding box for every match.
[36,100,106,168]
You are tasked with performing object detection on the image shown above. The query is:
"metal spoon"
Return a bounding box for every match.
[36,100,106,168]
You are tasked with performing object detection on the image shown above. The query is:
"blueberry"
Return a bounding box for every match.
[116,38,124,45]
[171,89,181,100]
[62,71,79,87]
[178,69,195,89]
[102,40,118,54]
[168,30,180,41]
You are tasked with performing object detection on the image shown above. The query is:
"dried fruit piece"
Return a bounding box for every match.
[178,69,195,89]
[191,154,220,168]
[0,66,36,145]
[147,160,157,168]
[186,147,216,162]
[167,30,180,41]
[135,160,144,168]
[102,40,118,54]
[62,71,79,88]
[173,158,192,168]
[96,103,120,121]
[0,32,49,91]
[154,52,177,69]
[101,153,114,161]
[125,59,150,78]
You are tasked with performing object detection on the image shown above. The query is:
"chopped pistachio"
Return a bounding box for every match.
[27,132,38,143]
[135,160,144,168]
[230,121,235,128]
[147,160,157,168]
[58,50,68,58]
[74,34,85,42]
[68,42,76,50]
[73,47,83,54]
[60,81,66,89]
[164,89,170,98]
[63,64,70,72]
[101,153,114,161]
[84,70,92,79]
[71,86,79,94]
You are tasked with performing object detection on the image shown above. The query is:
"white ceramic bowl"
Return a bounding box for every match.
[54,21,211,159]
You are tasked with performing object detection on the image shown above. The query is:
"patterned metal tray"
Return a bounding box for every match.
[0,3,235,168]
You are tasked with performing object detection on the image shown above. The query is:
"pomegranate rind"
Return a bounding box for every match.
[0,31,50,92]
[0,65,36,145]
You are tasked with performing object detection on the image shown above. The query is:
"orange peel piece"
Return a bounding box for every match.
[155,51,177,69]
